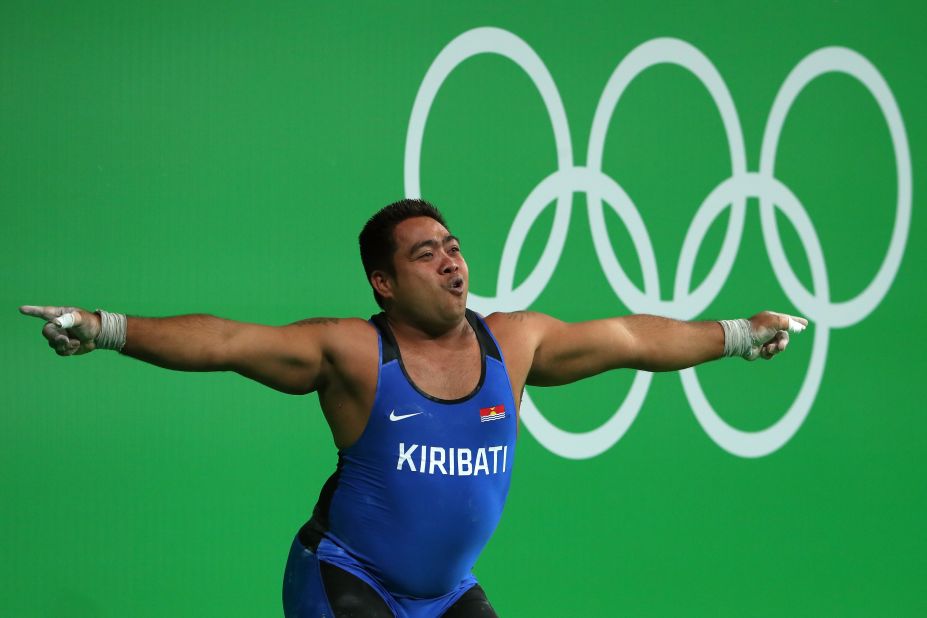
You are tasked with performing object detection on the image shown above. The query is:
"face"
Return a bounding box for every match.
[374,216,469,327]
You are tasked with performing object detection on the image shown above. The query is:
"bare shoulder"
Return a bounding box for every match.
[484,310,556,335]
[287,316,379,389]
[483,310,555,355]
[485,310,531,330]
[484,310,570,358]
[482,311,558,401]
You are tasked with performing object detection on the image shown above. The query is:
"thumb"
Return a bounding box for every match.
[52,311,82,329]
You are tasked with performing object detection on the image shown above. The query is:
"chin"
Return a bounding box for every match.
[441,297,467,321]
[451,292,468,309]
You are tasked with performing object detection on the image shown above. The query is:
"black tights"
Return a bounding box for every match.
[319,562,498,618]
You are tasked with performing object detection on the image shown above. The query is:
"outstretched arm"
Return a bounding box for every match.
[520,310,807,387]
[19,305,335,395]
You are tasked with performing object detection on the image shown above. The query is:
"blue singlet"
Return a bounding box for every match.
[289,309,517,616]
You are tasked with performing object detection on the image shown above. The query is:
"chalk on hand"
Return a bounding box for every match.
[787,317,806,333]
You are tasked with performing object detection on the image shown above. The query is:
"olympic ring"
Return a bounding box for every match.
[404,27,911,459]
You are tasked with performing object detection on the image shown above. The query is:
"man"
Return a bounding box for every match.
[21,198,806,617]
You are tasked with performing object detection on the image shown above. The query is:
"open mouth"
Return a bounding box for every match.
[448,276,465,295]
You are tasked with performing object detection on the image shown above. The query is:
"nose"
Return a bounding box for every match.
[440,253,459,274]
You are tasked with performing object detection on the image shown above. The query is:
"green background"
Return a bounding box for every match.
[3,1,924,616]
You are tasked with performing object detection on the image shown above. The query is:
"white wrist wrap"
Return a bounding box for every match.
[719,318,754,359]
[94,310,127,351]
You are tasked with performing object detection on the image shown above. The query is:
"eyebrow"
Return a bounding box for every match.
[408,234,460,257]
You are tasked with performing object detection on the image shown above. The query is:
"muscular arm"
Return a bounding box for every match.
[503,310,803,387]
[122,314,334,395]
[20,306,338,395]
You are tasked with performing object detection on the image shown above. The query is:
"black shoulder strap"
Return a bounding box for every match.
[369,312,399,364]
[466,309,502,362]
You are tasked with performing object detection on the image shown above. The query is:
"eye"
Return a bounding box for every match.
[449,246,461,254]
[419,251,434,259]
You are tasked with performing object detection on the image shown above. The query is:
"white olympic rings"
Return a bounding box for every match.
[404,27,911,459]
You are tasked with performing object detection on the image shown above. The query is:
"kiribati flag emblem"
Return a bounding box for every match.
[479,404,506,423]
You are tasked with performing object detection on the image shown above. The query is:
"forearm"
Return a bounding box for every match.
[528,313,724,385]
[121,314,236,372]
[622,315,724,371]
[527,309,804,386]
[22,304,330,393]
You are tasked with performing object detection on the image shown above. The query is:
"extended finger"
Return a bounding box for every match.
[20,305,59,321]
[20,305,78,324]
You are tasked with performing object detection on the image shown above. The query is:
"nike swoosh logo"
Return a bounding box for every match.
[389,410,424,422]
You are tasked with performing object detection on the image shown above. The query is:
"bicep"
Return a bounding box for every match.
[527,315,639,386]
[221,322,327,395]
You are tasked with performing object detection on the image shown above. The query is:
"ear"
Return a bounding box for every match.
[370,270,394,301]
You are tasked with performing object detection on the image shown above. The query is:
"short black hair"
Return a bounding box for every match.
[359,198,449,309]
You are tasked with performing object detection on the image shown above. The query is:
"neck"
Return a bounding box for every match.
[385,307,469,341]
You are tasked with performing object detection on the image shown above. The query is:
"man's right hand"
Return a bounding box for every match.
[19,306,101,356]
